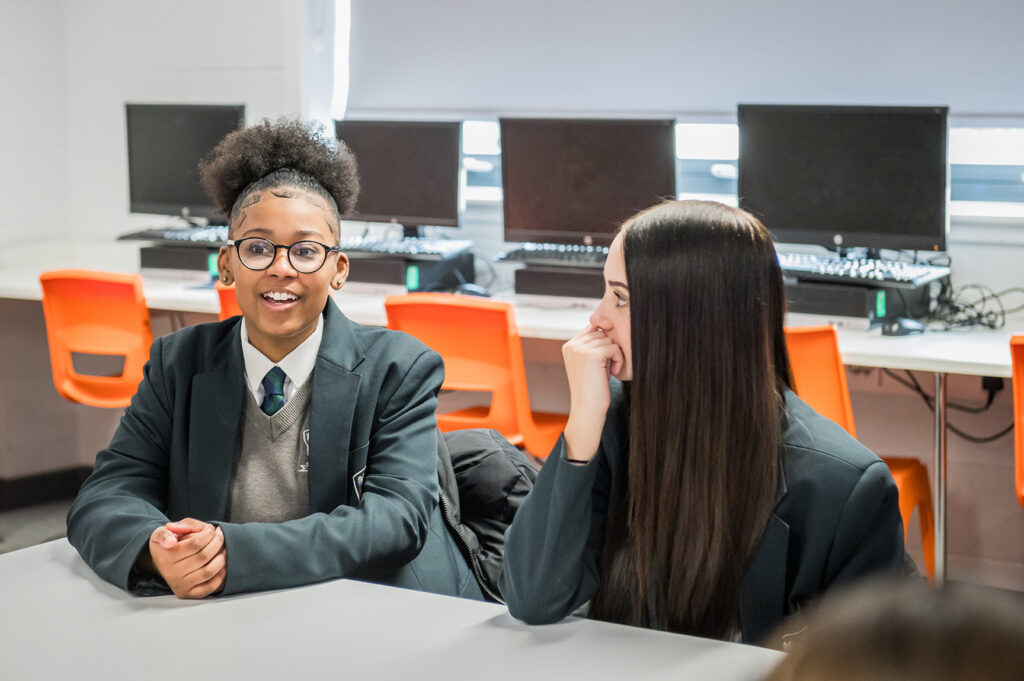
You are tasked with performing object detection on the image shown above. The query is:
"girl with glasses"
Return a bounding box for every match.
[67,118,482,601]
[499,199,906,645]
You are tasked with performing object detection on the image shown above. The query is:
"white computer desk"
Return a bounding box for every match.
[0,540,782,681]
[2,239,1019,584]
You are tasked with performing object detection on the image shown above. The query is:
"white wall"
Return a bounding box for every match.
[61,0,334,242]
[0,0,69,244]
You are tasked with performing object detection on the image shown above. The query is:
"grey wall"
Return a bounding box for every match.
[347,0,1024,117]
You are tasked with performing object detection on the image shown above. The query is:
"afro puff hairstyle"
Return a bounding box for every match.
[199,118,359,233]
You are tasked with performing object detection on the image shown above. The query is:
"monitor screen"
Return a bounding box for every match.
[126,103,245,222]
[737,104,948,252]
[334,120,462,229]
[499,118,677,246]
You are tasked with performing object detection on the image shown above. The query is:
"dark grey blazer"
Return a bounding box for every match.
[67,301,478,599]
[499,380,905,644]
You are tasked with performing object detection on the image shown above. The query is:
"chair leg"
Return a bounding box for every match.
[917,480,936,582]
[886,457,936,583]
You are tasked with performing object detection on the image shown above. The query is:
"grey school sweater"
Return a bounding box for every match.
[229,377,313,524]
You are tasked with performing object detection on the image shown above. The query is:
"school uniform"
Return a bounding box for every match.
[67,300,480,599]
[499,380,905,644]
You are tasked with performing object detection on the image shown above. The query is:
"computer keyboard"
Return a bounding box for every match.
[778,252,951,289]
[498,243,609,269]
[118,225,229,246]
[339,236,473,260]
[118,227,472,260]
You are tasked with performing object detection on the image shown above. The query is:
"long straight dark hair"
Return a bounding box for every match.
[588,200,792,638]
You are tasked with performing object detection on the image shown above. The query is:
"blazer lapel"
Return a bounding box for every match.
[738,464,791,645]
[188,324,245,521]
[307,301,366,511]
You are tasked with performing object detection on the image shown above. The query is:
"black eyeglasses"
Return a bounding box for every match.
[227,237,342,274]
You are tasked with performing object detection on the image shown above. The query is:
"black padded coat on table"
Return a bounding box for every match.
[499,380,905,645]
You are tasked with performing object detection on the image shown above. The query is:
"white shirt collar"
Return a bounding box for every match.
[240,314,324,403]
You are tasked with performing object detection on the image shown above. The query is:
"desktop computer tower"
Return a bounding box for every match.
[784,279,939,327]
[346,251,474,292]
[139,245,218,280]
[513,267,604,299]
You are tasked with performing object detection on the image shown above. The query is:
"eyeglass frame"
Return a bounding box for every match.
[226,237,343,274]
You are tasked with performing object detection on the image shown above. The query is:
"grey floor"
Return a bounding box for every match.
[0,498,73,555]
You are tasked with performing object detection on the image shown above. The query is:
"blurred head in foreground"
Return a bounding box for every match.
[764,578,1024,681]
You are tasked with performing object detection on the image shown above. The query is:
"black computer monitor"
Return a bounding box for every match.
[334,120,462,236]
[499,118,677,247]
[125,103,245,222]
[737,104,949,253]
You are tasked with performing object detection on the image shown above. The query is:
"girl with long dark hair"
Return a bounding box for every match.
[499,199,905,644]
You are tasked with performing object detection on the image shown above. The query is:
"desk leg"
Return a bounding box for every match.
[933,372,947,585]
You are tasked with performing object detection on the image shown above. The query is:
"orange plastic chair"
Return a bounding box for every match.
[785,325,935,580]
[385,293,568,459]
[1009,336,1024,509]
[214,280,242,320]
[39,270,154,409]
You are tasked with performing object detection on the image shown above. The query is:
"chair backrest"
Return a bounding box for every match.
[784,325,857,437]
[214,280,242,320]
[1009,336,1024,508]
[39,269,153,409]
[384,293,531,437]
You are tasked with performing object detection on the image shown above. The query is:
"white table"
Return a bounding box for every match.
[2,240,1018,583]
[0,541,783,681]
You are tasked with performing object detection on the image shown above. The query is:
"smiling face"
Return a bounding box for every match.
[217,189,348,362]
[589,232,632,381]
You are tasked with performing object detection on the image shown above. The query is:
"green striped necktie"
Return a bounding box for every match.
[260,367,286,415]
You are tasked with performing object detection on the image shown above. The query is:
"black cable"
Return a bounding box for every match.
[882,369,996,414]
[996,287,1024,315]
[476,252,500,289]
[949,421,1015,444]
[176,212,202,228]
[929,282,1024,331]
[880,368,1013,443]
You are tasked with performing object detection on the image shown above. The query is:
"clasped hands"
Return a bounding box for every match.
[142,518,227,599]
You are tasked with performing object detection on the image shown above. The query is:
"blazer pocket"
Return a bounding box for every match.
[349,442,369,502]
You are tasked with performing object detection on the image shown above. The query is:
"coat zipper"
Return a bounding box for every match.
[438,492,505,604]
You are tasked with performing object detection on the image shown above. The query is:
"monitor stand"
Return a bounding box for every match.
[836,246,882,260]
[403,225,423,239]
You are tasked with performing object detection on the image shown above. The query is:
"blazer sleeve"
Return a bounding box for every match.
[65,337,176,595]
[499,428,616,624]
[216,349,444,595]
[823,459,906,584]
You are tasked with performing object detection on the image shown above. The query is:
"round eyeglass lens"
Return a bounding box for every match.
[239,238,275,269]
[288,241,327,272]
